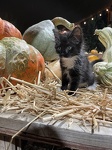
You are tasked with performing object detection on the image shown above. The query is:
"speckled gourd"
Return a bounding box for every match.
[0,37,45,85]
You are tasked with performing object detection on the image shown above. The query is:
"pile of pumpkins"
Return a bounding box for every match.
[0,17,74,85]
[1,17,111,87]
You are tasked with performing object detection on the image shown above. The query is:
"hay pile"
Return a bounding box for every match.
[0,76,112,132]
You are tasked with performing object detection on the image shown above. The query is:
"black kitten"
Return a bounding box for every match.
[53,26,96,94]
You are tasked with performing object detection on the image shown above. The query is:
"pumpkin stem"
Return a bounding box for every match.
[52,17,75,31]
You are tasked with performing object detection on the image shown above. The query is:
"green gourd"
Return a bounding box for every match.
[93,27,112,86]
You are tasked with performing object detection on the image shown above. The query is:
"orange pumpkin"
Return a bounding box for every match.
[88,55,99,62]
[0,18,22,40]
[0,37,45,85]
[90,49,98,55]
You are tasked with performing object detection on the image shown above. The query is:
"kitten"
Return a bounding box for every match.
[53,26,97,95]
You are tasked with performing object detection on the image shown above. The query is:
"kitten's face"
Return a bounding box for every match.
[53,26,83,57]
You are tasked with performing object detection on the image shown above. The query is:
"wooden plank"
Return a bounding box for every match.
[0,135,5,150]
[0,117,112,150]
[0,135,21,150]
[4,137,15,150]
[0,134,21,150]
[0,112,112,135]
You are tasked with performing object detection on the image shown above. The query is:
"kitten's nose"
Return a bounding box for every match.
[60,52,64,56]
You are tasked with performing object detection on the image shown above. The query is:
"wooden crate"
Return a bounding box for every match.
[0,115,112,150]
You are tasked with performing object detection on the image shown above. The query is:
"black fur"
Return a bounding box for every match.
[53,26,98,94]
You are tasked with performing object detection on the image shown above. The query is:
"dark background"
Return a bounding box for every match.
[0,0,112,33]
[0,0,112,51]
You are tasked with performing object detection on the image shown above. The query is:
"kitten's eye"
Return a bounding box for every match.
[67,46,72,51]
[57,47,61,51]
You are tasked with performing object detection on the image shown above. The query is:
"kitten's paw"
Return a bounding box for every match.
[87,82,97,91]
[68,91,76,96]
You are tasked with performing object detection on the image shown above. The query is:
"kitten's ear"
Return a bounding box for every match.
[71,26,83,42]
[53,29,60,44]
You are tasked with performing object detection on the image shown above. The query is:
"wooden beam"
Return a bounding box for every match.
[0,117,112,150]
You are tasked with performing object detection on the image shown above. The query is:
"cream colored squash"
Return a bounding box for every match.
[45,60,61,80]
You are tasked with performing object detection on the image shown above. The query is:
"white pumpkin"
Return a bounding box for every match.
[23,17,74,61]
